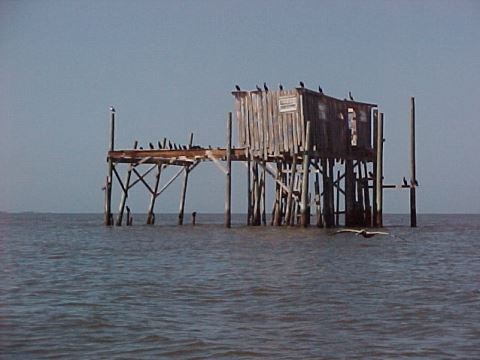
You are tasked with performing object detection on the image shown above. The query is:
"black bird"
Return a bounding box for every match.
[368,171,374,179]
[349,91,354,101]
[149,142,154,150]
[263,82,269,92]
[279,84,283,91]
[256,84,262,92]
[318,86,323,94]
[168,140,172,150]
[109,106,115,112]
[174,143,178,150]
[411,179,419,186]
[403,177,408,187]
[158,141,163,149]
[139,146,143,150]
[182,145,187,150]
[235,84,241,91]
[299,81,305,88]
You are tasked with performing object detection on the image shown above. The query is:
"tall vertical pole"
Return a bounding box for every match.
[376,112,384,227]
[247,155,252,225]
[410,97,417,227]
[225,112,232,228]
[300,121,311,227]
[372,109,378,226]
[178,132,194,225]
[104,107,115,226]
[285,156,297,225]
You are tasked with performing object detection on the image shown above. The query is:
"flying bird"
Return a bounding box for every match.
[256,84,262,92]
[318,86,323,94]
[335,229,389,238]
[299,81,305,88]
[279,84,284,91]
[235,85,241,91]
[263,82,269,92]
[349,91,354,101]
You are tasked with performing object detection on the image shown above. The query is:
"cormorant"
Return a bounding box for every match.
[256,84,262,92]
[299,81,305,88]
[279,84,283,91]
[403,177,408,187]
[158,141,162,149]
[235,85,241,91]
[349,91,354,101]
[149,142,154,150]
[318,86,323,94]
[263,82,269,92]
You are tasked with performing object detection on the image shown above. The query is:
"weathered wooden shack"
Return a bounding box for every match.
[104,85,418,229]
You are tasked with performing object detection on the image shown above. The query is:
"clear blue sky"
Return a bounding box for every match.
[1,0,479,214]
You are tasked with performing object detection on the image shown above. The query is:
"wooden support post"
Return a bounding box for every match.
[273,162,283,226]
[315,159,323,227]
[178,132,195,225]
[146,164,162,225]
[410,97,417,227]
[372,109,379,226]
[285,156,297,226]
[225,113,232,228]
[335,169,340,226]
[104,107,115,226]
[253,161,261,225]
[376,112,384,227]
[116,140,138,226]
[247,155,252,225]
[345,159,355,226]
[261,162,266,225]
[363,161,372,227]
[300,121,311,227]
[321,158,332,227]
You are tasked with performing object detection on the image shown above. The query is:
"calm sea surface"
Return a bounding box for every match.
[0,213,479,359]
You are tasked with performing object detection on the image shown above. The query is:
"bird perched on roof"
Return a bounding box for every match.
[299,81,305,88]
[403,177,408,187]
[109,106,115,112]
[349,91,354,101]
[158,141,163,149]
[263,82,269,92]
[256,84,262,92]
[318,86,323,94]
[279,84,283,91]
[168,140,172,149]
[149,142,154,150]
[174,143,178,150]
[335,229,389,238]
[235,85,241,91]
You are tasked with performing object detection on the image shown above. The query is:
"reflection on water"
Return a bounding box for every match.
[1,214,479,358]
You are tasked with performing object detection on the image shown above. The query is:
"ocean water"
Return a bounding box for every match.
[0,213,479,359]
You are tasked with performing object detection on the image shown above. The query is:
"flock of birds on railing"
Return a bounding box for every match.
[234,81,355,101]
[133,140,219,152]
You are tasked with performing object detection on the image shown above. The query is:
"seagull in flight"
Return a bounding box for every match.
[335,228,389,238]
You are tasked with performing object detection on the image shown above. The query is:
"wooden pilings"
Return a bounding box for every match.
[225,113,232,228]
[116,140,138,226]
[375,112,384,227]
[104,107,115,226]
[410,97,417,227]
[178,133,194,225]
[300,121,311,227]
